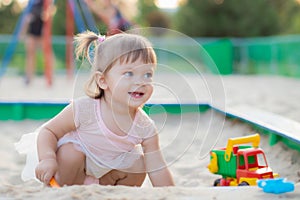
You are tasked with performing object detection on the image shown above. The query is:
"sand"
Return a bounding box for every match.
[0,73,299,199]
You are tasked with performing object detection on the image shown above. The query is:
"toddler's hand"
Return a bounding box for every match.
[35,159,58,185]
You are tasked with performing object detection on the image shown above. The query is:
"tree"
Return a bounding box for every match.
[173,0,281,37]
[0,1,21,34]
[135,0,171,30]
[272,0,300,34]
[135,0,158,26]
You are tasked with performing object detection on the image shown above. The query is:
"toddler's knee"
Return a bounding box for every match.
[57,143,85,165]
[55,143,86,185]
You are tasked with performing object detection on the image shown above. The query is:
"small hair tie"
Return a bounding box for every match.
[98,35,106,43]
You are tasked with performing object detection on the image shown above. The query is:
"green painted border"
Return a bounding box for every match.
[0,102,210,120]
[223,115,300,152]
[0,101,299,152]
[0,102,67,120]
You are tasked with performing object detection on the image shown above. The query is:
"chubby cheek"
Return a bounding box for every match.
[146,84,154,98]
[110,79,129,93]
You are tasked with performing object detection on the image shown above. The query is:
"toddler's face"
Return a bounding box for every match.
[104,58,155,109]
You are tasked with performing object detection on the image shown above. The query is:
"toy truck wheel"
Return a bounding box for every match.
[238,181,249,186]
[213,178,221,186]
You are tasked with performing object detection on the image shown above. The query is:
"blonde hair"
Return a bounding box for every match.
[74,30,157,99]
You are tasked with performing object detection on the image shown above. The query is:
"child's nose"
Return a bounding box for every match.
[134,76,145,85]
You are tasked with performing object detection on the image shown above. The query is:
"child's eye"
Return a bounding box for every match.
[124,71,133,77]
[144,72,153,79]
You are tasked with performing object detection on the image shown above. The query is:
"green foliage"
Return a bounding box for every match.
[52,0,67,35]
[145,9,171,28]
[272,0,300,34]
[135,0,159,26]
[173,0,283,37]
[135,0,171,35]
[2,0,300,37]
[0,1,21,34]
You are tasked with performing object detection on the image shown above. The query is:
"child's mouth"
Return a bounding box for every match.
[128,92,145,98]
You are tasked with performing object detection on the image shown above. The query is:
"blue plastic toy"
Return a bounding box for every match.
[257,178,294,194]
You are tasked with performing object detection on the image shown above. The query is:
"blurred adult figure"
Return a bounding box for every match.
[24,0,54,85]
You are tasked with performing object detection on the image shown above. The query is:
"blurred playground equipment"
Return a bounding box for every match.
[0,0,98,85]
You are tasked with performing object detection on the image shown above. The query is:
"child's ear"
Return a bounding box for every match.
[95,71,108,89]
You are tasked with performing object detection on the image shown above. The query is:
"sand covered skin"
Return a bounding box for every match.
[0,74,300,199]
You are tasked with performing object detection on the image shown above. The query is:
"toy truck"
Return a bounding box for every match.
[207,134,279,186]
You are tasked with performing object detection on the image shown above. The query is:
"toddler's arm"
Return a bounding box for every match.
[35,103,76,184]
[142,134,175,187]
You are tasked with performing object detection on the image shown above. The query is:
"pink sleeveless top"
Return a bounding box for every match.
[58,97,156,178]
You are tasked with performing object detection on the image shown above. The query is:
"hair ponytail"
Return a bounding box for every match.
[74,30,99,65]
[74,31,104,99]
